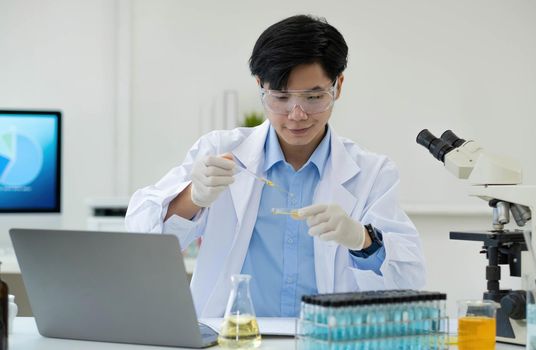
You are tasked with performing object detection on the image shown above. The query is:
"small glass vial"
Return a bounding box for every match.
[0,262,8,350]
[8,294,17,334]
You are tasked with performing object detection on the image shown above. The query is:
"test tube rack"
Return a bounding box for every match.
[296,290,449,350]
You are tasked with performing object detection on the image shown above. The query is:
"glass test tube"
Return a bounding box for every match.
[271,208,302,220]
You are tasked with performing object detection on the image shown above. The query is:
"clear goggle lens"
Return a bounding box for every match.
[260,81,337,115]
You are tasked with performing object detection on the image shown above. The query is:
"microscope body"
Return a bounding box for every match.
[417,129,534,346]
[468,184,536,345]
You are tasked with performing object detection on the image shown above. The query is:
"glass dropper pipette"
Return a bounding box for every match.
[235,163,295,199]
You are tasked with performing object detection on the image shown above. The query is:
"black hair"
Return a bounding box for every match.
[249,15,348,90]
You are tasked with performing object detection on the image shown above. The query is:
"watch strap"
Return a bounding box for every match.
[349,224,384,258]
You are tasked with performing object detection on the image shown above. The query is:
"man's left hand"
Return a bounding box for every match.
[298,204,366,250]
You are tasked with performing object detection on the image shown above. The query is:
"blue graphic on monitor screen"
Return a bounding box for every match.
[0,128,44,186]
[0,112,60,212]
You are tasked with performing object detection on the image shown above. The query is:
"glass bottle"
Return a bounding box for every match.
[218,274,261,349]
[0,262,8,350]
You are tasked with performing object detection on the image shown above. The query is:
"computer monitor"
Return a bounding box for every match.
[0,110,61,213]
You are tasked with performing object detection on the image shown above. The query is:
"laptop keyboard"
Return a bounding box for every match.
[199,323,218,342]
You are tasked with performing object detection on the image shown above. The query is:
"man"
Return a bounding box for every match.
[126,15,426,318]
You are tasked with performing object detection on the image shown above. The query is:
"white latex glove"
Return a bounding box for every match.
[190,154,235,207]
[298,204,366,250]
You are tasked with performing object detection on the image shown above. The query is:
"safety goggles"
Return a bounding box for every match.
[260,80,338,115]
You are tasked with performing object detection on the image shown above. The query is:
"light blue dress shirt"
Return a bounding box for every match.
[241,125,385,317]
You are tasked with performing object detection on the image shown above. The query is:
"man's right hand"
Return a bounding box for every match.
[190,154,235,207]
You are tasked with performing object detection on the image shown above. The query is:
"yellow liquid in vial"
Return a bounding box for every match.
[271,208,301,220]
[217,315,261,349]
[458,316,495,350]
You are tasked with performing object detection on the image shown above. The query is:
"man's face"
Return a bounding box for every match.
[261,63,343,150]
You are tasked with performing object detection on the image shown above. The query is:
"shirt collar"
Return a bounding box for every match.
[264,126,286,172]
[308,126,331,177]
[264,124,332,177]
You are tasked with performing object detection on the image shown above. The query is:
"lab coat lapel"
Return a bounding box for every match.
[314,131,361,293]
[230,120,270,225]
[202,122,269,316]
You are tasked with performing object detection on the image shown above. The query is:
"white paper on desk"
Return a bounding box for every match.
[199,317,296,336]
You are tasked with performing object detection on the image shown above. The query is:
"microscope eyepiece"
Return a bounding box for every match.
[440,130,466,148]
[416,129,454,163]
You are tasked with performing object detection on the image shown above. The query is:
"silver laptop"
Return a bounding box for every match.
[9,228,218,348]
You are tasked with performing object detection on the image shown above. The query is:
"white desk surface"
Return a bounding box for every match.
[10,317,524,350]
[10,318,294,350]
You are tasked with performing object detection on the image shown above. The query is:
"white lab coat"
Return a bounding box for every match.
[126,120,426,317]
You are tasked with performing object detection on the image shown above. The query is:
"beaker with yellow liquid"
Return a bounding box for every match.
[218,274,261,349]
[457,300,498,350]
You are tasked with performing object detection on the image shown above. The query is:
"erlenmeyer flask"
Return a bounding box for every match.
[218,274,261,349]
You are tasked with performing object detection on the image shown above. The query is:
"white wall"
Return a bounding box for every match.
[0,0,117,245]
[129,0,536,209]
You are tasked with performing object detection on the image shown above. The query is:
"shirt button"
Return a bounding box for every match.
[286,277,294,283]
[287,238,294,244]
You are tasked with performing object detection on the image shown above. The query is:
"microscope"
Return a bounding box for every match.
[416,129,536,346]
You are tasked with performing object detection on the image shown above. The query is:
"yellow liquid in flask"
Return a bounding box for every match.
[217,315,261,349]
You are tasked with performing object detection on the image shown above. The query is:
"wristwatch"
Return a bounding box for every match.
[350,224,384,258]
[365,224,382,246]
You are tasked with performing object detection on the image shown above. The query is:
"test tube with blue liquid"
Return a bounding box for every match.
[298,290,448,350]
